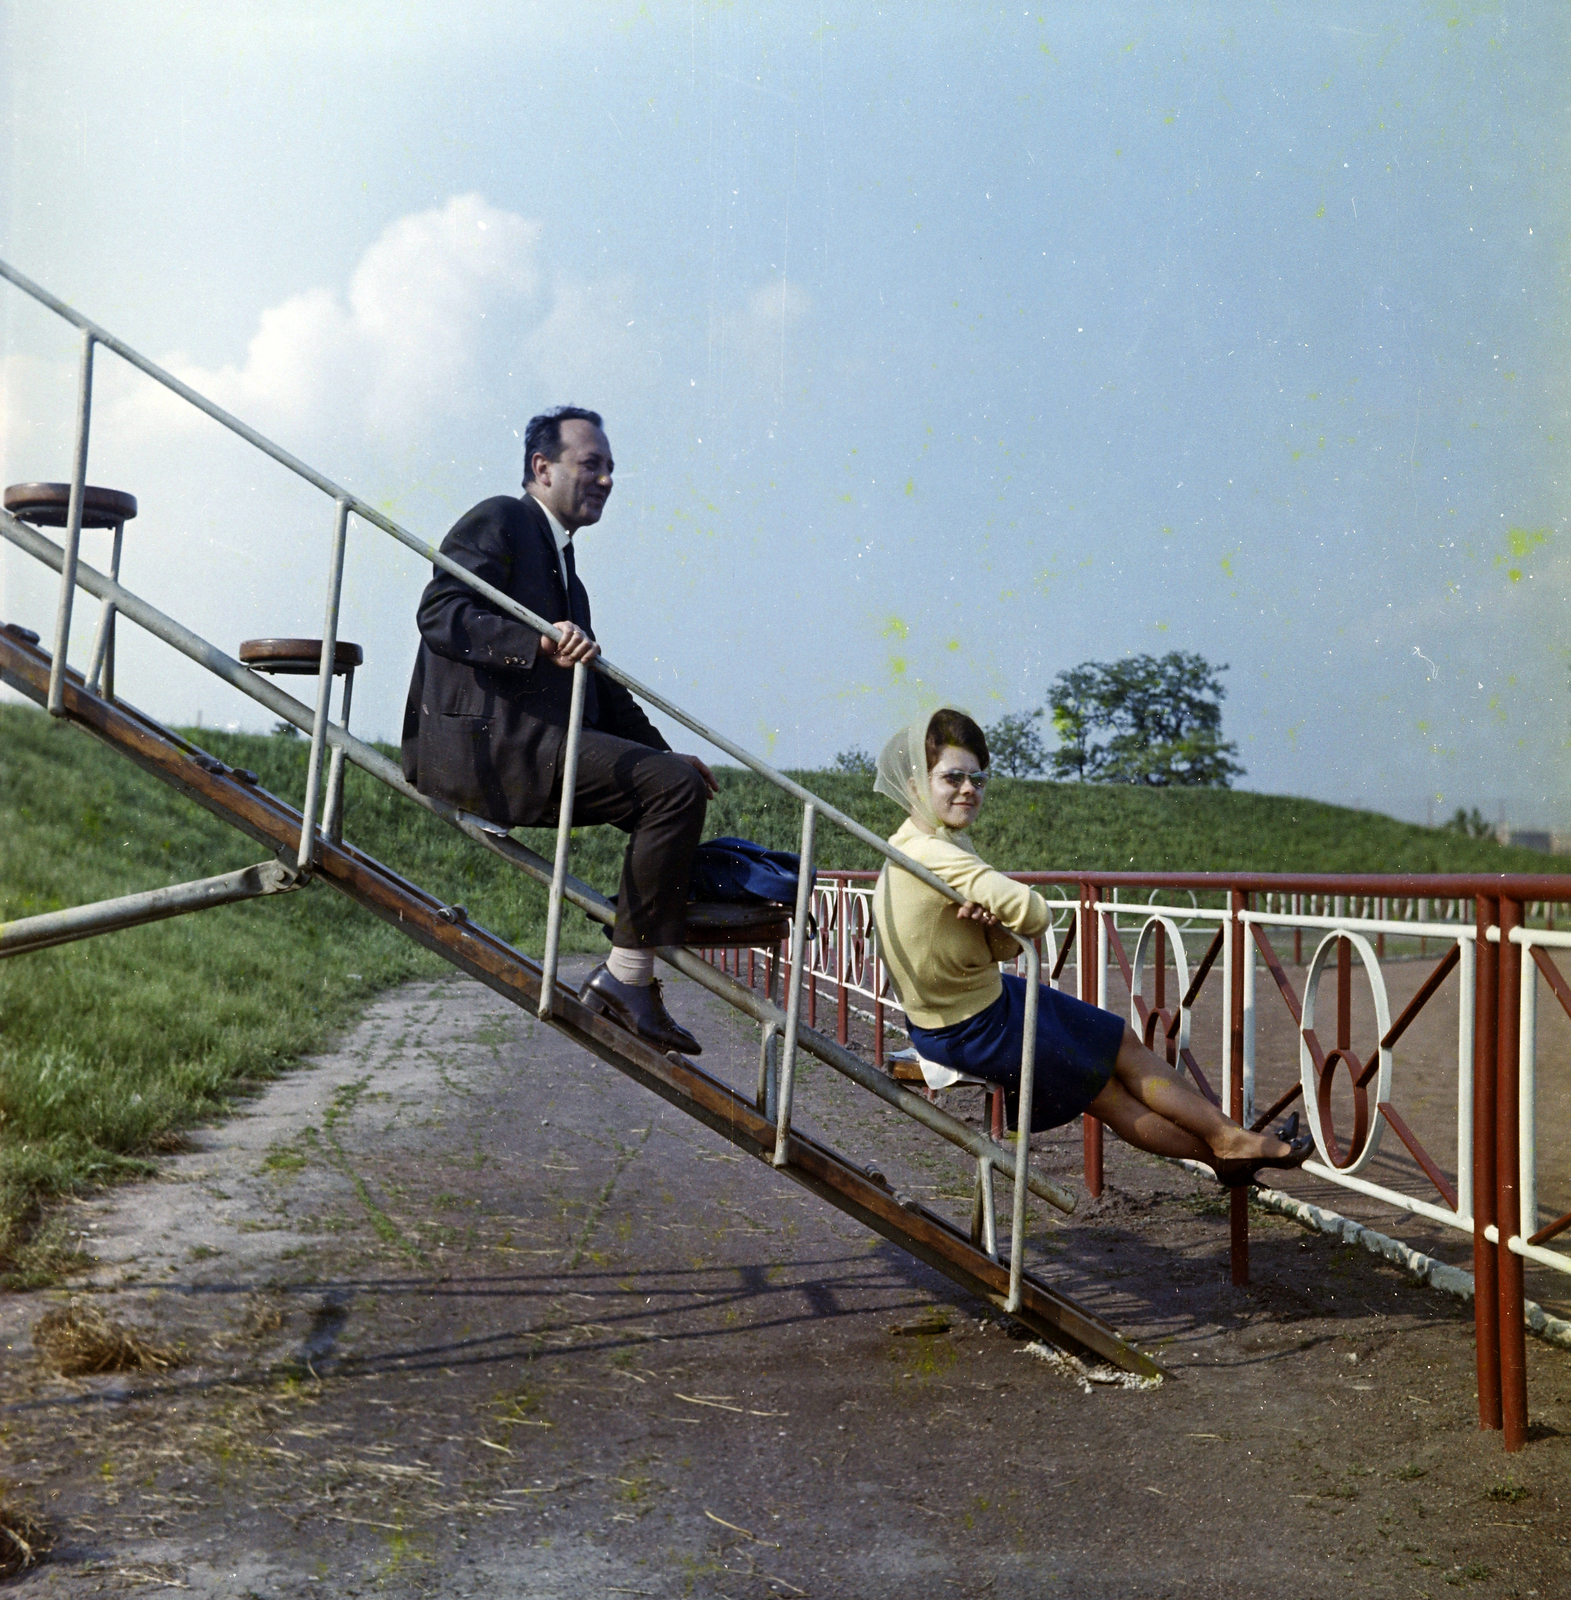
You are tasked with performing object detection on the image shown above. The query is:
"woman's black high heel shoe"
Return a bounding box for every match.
[1256,1131,1315,1174]
[1213,1113,1314,1189]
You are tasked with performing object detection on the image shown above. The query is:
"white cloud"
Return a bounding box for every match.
[349,197,542,433]
[526,273,649,398]
[106,194,544,450]
[713,277,812,407]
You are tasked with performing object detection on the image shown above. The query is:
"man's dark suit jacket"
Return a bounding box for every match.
[401,493,668,827]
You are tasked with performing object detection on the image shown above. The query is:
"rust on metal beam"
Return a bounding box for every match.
[1250,1079,1304,1134]
[1101,910,1135,991]
[0,628,1161,1381]
[1181,926,1225,1010]
[1527,1208,1571,1249]
[1299,1025,1328,1079]
[1177,1046,1220,1107]
[1049,913,1076,982]
[1529,943,1571,1026]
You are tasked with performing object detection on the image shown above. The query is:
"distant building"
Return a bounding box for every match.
[1506,828,1554,855]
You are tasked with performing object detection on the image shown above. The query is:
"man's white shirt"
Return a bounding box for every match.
[527,489,575,603]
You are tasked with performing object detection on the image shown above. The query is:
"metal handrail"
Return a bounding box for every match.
[13,261,1571,1447]
[0,256,1050,1308]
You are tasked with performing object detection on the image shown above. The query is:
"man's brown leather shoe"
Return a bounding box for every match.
[579,963,702,1057]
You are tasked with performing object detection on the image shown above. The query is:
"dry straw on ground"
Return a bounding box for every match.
[0,1499,53,1580]
[32,1298,181,1377]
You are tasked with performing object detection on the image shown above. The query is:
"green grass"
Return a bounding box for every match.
[0,701,1557,1281]
[691,767,1557,880]
[0,706,603,1282]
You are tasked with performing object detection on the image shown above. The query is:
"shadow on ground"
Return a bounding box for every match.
[2,957,1567,1598]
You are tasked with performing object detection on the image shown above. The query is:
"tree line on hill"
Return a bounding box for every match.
[835,651,1244,789]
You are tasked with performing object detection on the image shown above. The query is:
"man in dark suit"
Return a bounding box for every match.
[402,406,716,1054]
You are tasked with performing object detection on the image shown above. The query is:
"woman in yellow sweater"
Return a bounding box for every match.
[871,709,1311,1188]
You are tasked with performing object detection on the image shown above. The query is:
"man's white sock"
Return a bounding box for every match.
[606,947,655,987]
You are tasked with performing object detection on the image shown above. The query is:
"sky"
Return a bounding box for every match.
[1,3,1566,829]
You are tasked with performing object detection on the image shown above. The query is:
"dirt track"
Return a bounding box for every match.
[2,957,1568,1598]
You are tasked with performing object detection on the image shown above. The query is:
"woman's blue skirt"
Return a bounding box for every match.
[907,975,1125,1133]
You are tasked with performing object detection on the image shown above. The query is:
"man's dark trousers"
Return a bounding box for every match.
[545,728,706,949]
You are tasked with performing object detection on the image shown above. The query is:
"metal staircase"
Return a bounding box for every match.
[0,253,1160,1379]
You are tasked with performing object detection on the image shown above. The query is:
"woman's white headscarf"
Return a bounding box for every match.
[873,713,972,841]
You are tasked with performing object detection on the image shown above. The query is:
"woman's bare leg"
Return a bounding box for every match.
[1086,1025,1292,1168]
[1086,1075,1214,1163]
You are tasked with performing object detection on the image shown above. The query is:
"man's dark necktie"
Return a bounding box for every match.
[560,538,600,726]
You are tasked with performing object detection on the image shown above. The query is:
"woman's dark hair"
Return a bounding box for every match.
[523,405,604,484]
[925,708,988,772]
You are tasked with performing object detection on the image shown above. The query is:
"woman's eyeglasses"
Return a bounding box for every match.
[935,768,989,791]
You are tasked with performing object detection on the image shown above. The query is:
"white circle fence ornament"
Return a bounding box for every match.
[1131,914,1193,1057]
[811,884,836,967]
[845,891,873,990]
[1298,927,1392,1175]
[1151,886,1200,929]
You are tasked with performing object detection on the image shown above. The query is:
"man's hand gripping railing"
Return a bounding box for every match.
[0,500,1063,1309]
[0,257,1062,1302]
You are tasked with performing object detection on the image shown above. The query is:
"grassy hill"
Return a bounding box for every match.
[679,769,1557,879]
[0,701,1558,1282]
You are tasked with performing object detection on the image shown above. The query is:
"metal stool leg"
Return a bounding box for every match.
[970,1154,998,1259]
[86,517,124,697]
[323,666,354,844]
[757,1021,781,1122]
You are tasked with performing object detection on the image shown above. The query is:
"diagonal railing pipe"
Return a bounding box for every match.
[322,662,356,844]
[0,508,1074,1228]
[773,802,817,1167]
[84,515,124,697]
[48,329,95,715]
[0,860,298,958]
[539,659,589,1020]
[298,499,350,872]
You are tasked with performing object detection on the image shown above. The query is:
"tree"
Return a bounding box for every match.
[1046,664,1100,781]
[830,745,876,777]
[982,708,1048,777]
[1046,651,1244,788]
[1443,806,1495,840]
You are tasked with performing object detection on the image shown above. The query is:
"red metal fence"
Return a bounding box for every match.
[701,867,1571,1453]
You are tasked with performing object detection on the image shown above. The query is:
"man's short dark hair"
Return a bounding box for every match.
[523,406,604,485]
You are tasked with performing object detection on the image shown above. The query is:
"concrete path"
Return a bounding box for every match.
[3,958,1568,1598]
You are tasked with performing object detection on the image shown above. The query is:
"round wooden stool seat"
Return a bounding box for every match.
[240,638,364,676]
[4,482,138,528]
[683,902,790,948]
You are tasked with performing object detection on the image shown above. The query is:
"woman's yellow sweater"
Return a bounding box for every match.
[872,818,1050,1030]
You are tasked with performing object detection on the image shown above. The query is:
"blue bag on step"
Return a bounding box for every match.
[689,836,816,907]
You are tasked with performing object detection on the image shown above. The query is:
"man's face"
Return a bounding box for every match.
[530,419,614,531]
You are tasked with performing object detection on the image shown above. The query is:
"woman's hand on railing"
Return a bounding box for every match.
[539,620,600,666]
[956,901,999,927]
